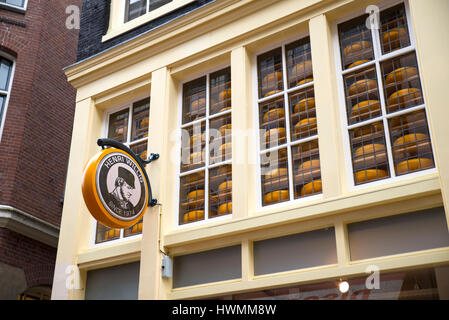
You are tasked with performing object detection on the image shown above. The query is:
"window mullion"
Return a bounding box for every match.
[205,73,210,221]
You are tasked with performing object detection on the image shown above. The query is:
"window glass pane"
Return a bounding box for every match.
[210,67,231,115]
[179,171,205,225]
[261,148,289,206]
[338,15,374,70]
[210,114,231,165]
[288,86,316,141]
[292,140,321,199]
[286,37,313,89]
[1,0,25,8]
[108,109,129,143]
[181,121,206,173]
[95,222,120,244]
[389,110,435,176]
[130,140,148,161]
[131,98,150,141]
[259,96,286,150]
[350,121,390,185]
[125,0,147,22]
[258,48,284,98]
[209,164,232,219]
[380,3,411,55]
[381,52,423,114]
[182,77,206,124]
[124,219,143,237]
[149,0,172,11]
[344,66,381,125]
[0,95,5,120]
[0,58,12,91]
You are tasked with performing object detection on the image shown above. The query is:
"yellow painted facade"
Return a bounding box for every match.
[53,0,449,300]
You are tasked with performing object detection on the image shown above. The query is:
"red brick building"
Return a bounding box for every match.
[0,0,81,299]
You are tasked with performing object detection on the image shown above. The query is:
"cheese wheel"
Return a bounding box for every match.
[394,133,428,146]
[262,71,283,86]
[131,222,143,234]
[353,122,383,138]
[348,60,371,69]
[183,210,205,223]
[219,88,231,101]
[351,100,380,118]
[348,79,377,96]
[264,90,283,97]
[265,127,286,144]
[385,67,418,85]
[382,27,407,44]
[298,140,319,153]
[396,158,433,174]
[139,150,147,160]
[354,144,386,158]
[355,169,388,183]
[184,171,204,184]
[291,60,313,79]
[114,127,125,137]
[393,133,430,156]
[300,180,322,196]
[187,189,205,200]
[190,133,205,146]
[220,106,232,112]
[218,123,232,136]
[344,41,372,56]
[294,97,315,113]
[218,202,232,215]
[265,167,288,180]
[264,190,289,205]
[390,111,425,128]
[217,165,232,176]
[191,97,206,112]
[263,108,285,123]
[294,117,317,135]
[388,88,422,106]
[296,78,313,86]
[299,159,320,170]
[189,151,204,164]
[105,228,120,240]
[218,180,232,192]
[219,142,232,156]
[140,117,149,128]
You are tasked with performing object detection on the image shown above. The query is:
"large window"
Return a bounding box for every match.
[125,0,173,22]
[256,36,322,208]
[337,2,435,186]
[95,97,150,244]
[178,67,232,226]
[0,56,14,140]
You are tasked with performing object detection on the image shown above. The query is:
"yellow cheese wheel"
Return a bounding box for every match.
[218,180,232,192]
[263,108,285,123]
[218,123,232,136]
[105,228,120,240]
[393,133,428,146]
[294,117,317,135]
[387,88,422,106]
[139,150,148,160]
[265,127,286,144]
[264,190,289,205]
[187,189,205,200]
[301,180,322,196]
[190,133,205,146]
[219,142,232,155]
[348,60,371,69]
[298,140,319,154]
[299,159,320,170]
[294,97,315,113]
[219,88,231,101]
[184,171,204,184]
[344,40,372,56]
[131,222,143,234]
[296,78,313,86]
[354,143,386,158]
[189,151,204,164]
[396,158,433,174]
[352,122,383,138]
[348,79,377,96]
[382,27,407,44]
[390,111,425,128]
[351,100,380,118]
[265,167,288,180]
[183,210,204,223]
[218,202,232,215]
[263,71,283,86]
[220,106,232,112]
[191,97,206,112]
[385,67,418,85]
[217,165,232,176]
[264,90,283,97]
[140,117,149,128]
[291,60,313,79]
[355,169,388,183]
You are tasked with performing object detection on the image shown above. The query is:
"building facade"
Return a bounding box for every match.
[54,0,449,300]
[0,0,80,299]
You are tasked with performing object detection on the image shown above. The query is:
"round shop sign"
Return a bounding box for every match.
[81,148,149,228]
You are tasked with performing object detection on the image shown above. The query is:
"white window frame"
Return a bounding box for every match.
[0,0,28,12]
[90,94,150,248]
[175,63,233,230]
[0,52,16,143]
[252,33,324,213]
[333,0,437,192]
[121,0,195,24]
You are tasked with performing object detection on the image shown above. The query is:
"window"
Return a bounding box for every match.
[0,0,27,10]
[256,36,322,208]
[95,97,150,244]
[337,2,435,186]
[0,56,14,140]
[178,67,232,225]
[125,0,173,22]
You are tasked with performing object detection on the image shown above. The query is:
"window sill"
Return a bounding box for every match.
[0,3,26,14]
[102,0,196,43]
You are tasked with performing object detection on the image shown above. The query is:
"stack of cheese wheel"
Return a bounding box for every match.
[187,189,205,209]
[294,117,317,136]
[298,159,321,181]
[351,100,380,120]
[265,167,288,190]
[183,210,204,223]
[263,108,285,124]
[294,97,315,113]
[395,157,433,174]
[354,143,386,167]
[189,151,204,165]
[355,169,388,184]
[190,97,206,119]
[352,122,383,138]
[218,180,232,195]
[265,127,286,147]
[300,180,322,196]
[347,60,371,69]
[348,79,377,96]
[264,189,289,205]
[393,132,432,168]
[104,228,120,240]
[385,66,418,85]
[382,27,407,51]
[387,88,422,108]
[131,221,143,234]
[344,40,372,57]
[218,202,232,215]
[393,133,429,155]
[262,71,283,97]
[290,60,312,83]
